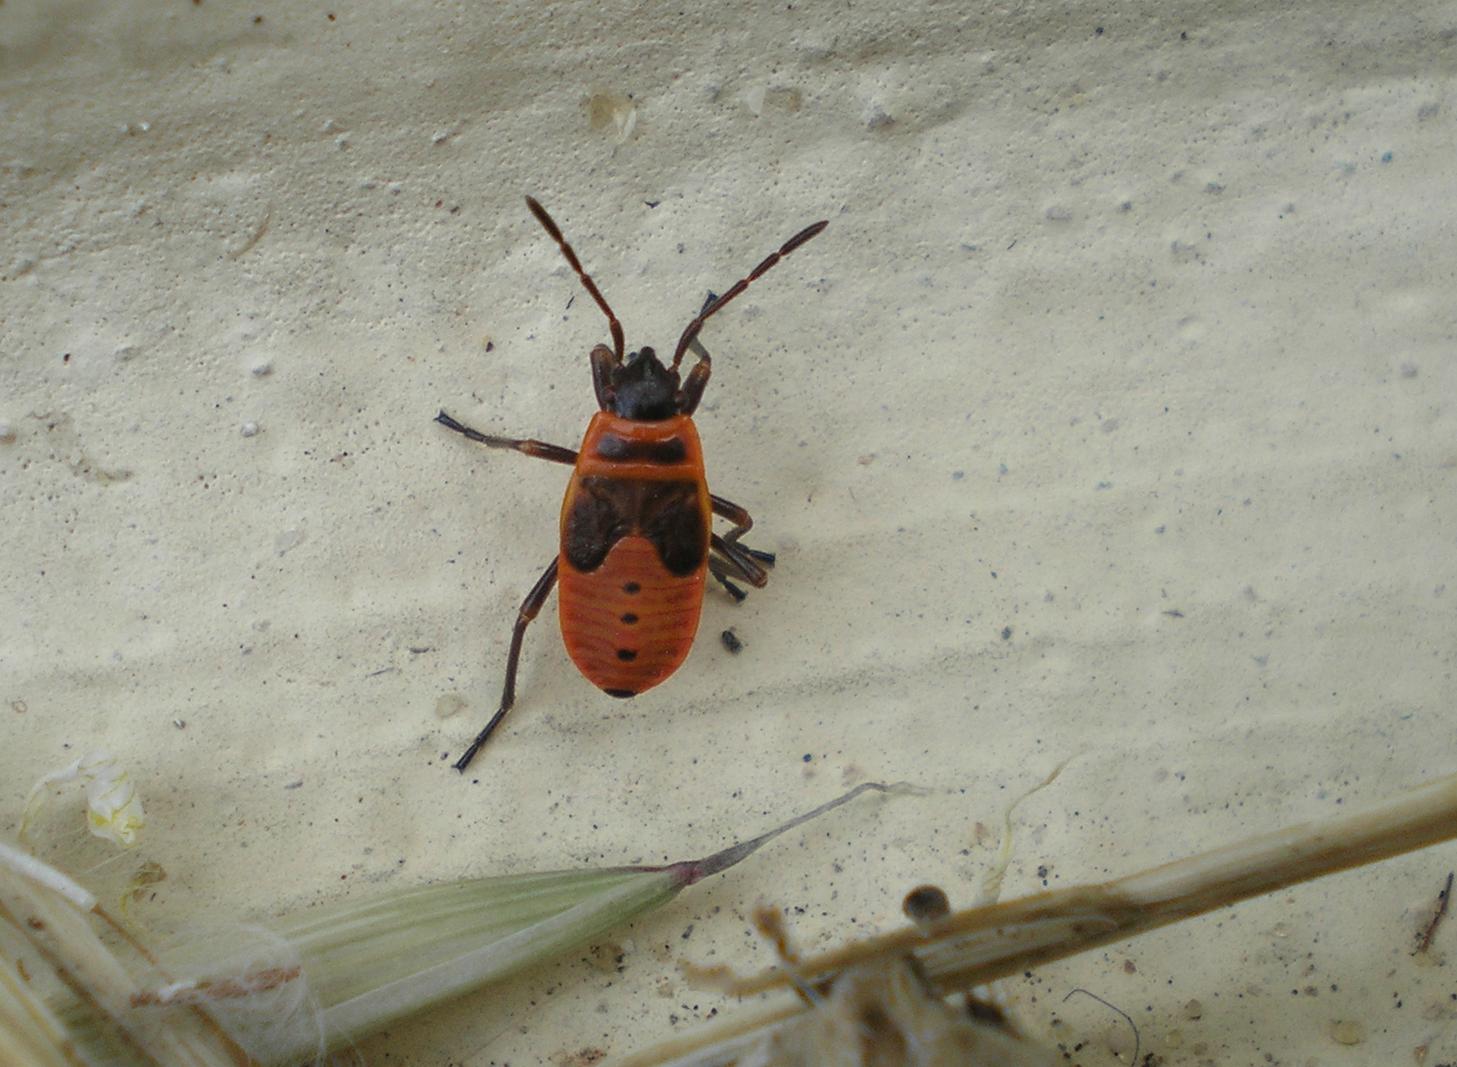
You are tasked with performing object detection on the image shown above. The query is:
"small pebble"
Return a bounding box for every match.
[240,421,259,437]
[903,884,950,925]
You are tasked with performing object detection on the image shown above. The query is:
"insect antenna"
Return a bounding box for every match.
[525,196,625,361]
[670,218,828,370]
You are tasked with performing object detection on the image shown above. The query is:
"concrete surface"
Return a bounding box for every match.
[2,0,1454,1062]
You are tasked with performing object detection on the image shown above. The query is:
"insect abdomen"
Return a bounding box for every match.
[558,535,706,696]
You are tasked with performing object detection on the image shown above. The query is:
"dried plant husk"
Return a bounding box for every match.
[735,956,1059,1067]
[619,770,1457,1066]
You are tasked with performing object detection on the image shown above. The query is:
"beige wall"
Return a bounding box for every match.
[2,1,1454,1061]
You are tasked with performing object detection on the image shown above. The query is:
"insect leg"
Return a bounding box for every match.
[453,558,559,773]
[710,494,775,560]
[712,532,771,588]
[677,294,718,415]
[435,411,578,465]
[678,360,710,415]
[709,555,749,602]
[709,495,775,603]
[590,344,618,410]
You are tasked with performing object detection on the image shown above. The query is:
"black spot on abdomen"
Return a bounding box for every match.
[605,687,636,699]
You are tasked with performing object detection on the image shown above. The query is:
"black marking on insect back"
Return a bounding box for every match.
[605,687,636,698]
[616,649,638,662]
[595,434,687,463]
[623,581,641,593]
[641,481,707,576]
[563,481,629,572]
[565,477,705,576]
[621,612,639,624]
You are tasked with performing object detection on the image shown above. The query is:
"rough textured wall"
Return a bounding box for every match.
[2,1,1454,1061]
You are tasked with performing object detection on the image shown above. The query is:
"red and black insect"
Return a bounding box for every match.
[437,197,827,771]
